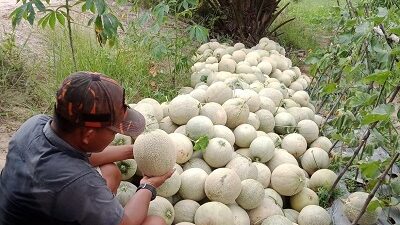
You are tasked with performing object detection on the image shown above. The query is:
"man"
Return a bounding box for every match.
[0,71,173,225]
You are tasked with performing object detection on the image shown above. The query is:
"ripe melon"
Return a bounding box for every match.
[183,158,212,174]
[116,181,137,207]
[169,133,193,164]
[213,125,235,146]
[179,87,194,95]
[157,170,182,198]
[148,196,175,225]
[281,133,307,158]
[232,50,247,62]
[249,136,275,163]
[344,192,382,225]
[133,129,176,176]
[191,68,212,87]
[297,120,319,144]
[308,169,337,191]
[174,125,186,135]
[116,159,137,181]
[253,163,271,188]
[274,112,296,135]
[283,208,299,223]
[199,102,227,125]
[111,133,132,145]
[264,188,284,208]
[205,81,233,104]
[203,137,234,168]
[223,98,250,129]
[173,200,200,224]
[261,215,293,225]
[189,88,206,103]
[286,107,308,123]
[168,95,200,125]
[289,187,319,212]
[236,179,265,210]
[234,124,257,148]
[250,81,265,93]
[300,147,330,175]
[259,88,284,106]
[255,109,275,133]
[247,112,261,130]
[297,205,331,225]
[185,115,214,140]
[226,156,258,180]
[259,96,276,113]
[194,202,234,225]
[219,58,237,73]
[257,61,273,75]
[159,116,178,134]
[310,136,333,152]
[248,197,284,225]
[271,164,307,196]
[291,91,310,107]
[234,148,251,159]
[178,168,208,201]
[228,204,251,225]
[137,98,163,121]
[205,168,242,204]
[267,132,282,147]
[266,149,298,172]
[234,89,261,112]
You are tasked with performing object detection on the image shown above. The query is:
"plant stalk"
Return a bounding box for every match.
[65,0,77,71]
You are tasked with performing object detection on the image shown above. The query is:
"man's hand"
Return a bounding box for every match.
[140,169,175,188]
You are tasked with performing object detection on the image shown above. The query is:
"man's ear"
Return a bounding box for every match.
[81,128,96,145]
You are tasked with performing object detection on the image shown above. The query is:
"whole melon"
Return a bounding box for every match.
[194,202,234,225]
[249,136,275,163]
[116,181,137,207]
[223,98,250,129]
[213,125,235,146]
[204,168,242,204]
[219,58,237,73]
[169,133,193,164]
[236,179,265,210]
[203,138,234,168]
[274,112,296,135]
[185,115,214,140]
[159,116,178,134]
[248,197,284,225]
[173,200,200,224]
[199,102,227,125]
[289,187,319,212]
[133,129,176,176]
[156,170,182,198]
[255,109,275,133]
[178,168,208,201]
[116,159,137,181]
[283,208,299,223]
[234,124,257,148]
[297,205,331,225]
[174,125,186,135]
[310,136,333,152]
[308,169,338,191]
[300,147,330,175]
[228,204,251,225]
[168,95,200,125]
[253,162,272,188]
[226,156,258,180]
[259,96,276,113]
[267,132,282,147]
[189,88,206,103]
[182,158,212,174]
[205,81,233,104]
[297,120,319,144]
[266,149,298,172]
[137,98,163,121]
[148,196,175,225]
[259,88,284,106]
[281,133,307,158]
[247,112,261,130]
[261,215,293,225]
[264,188,284,208]
[271,164,306,196]
[344,192,382,225]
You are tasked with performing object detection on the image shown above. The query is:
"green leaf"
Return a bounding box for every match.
[361,104,395,125]
[322,83,337,94]
[359,160,381,179]
[193,136,209,152]
[363,70,391,85]
[10,4,27,28]
[48,11,56,29]
[355,22,370,35]
[188,24,208,43]
[39,13,50,28]
[390,27,400,36]
[26,3,35,25]
[33,0,46,11]
[367,199,381,212]
[94,0,106,14]
[56,11,65,26]
[86,0,94,10]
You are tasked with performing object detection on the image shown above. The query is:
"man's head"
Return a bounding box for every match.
[53,71,145,152]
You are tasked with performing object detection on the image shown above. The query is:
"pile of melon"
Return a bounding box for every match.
[112,38,382,225]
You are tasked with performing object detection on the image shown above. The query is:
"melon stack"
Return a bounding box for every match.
[111,38,374,225]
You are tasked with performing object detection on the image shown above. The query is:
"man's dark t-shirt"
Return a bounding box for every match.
[0,115,124,225]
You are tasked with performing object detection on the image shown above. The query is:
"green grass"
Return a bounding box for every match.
[275,0,343,51]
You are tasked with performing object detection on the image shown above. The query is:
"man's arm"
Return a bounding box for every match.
[89,145,133,167]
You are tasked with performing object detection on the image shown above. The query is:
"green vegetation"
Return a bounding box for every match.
[317,186,344,208]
